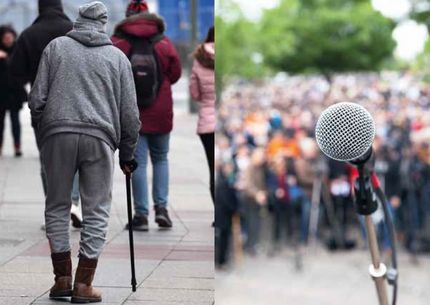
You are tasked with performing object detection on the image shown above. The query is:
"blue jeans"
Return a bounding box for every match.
[132,134,170,216]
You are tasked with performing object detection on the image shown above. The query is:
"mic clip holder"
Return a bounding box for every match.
[353,168,378,215]
[350,148,378,216]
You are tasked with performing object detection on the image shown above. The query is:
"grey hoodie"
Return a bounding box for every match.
[29,2,140,161]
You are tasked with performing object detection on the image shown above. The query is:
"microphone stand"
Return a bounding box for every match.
[352,152,389,305]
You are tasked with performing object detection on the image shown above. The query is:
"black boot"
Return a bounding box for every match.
[155,206,172,228]
[125,214,149,231]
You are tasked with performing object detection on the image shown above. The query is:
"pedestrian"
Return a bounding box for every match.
[8,0,82,228]
[112,0,182,231]
[9,0,72,86]
[215,161,238,268]
[242,148,268,254]
[190,26,215,208]
[267,156,293,250]
[294,138,317,244]
[29,2,140,302]
[0,25,26,157]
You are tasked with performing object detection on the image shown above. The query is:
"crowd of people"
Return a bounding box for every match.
[215,73,430,268]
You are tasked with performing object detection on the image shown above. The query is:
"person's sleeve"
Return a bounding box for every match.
[9,35,30,85]
[119,59,140,161]
[28,48,50,128]
[165,38,182,84]
[189,61,201,101]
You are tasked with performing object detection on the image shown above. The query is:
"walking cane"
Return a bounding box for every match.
[126,173,137,292]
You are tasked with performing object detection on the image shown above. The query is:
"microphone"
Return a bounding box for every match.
[315,102,375,163]
[315,102,377,213]
[315,102,398,305]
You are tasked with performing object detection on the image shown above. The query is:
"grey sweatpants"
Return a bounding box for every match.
[41,133,114,259]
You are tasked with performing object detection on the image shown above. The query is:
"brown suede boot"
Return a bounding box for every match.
[49,251,73,299]
[71,257,102,303]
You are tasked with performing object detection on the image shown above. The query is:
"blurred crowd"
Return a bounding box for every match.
[215,72,430,268]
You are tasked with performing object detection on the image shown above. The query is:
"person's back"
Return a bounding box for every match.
[112,1,182,134]
[33,22,136,153]
[9,0,73,85]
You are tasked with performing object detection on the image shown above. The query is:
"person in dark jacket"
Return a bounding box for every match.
[215,162,238,268]
[9,0,73,86]
[8,0,82,228]
[112,0,182,231]
[0,25,27,157]
[9,0,72,165]
[399,147,429,253]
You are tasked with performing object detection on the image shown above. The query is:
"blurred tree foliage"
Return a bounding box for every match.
[410,0,430,29]
[413,39,430,81]
[215,3,265,80]
[260,0,396,79]
[215,0,267,98]
[409,0,430,82]
[216,0,396,81]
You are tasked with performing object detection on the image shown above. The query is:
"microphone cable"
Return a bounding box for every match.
[372,173,398,305]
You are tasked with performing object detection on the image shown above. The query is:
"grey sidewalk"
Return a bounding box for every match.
[0,91,214,304]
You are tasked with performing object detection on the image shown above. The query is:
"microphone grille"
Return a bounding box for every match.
[315,102,375,161]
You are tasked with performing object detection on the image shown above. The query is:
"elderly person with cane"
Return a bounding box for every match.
[29,2,140,302]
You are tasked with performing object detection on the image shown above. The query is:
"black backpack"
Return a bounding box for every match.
[127,34,164,108]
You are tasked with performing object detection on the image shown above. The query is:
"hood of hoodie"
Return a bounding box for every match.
[39,0,63,14]
[194,42,214,70]
[66,2,111,47]
[114,12,165,38]
[34,5,70,25]
[67,20,112,47]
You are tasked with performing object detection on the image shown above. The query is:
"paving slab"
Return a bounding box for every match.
[0,297,35,305]
[128,287,214,303]
[143,277,214,290]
